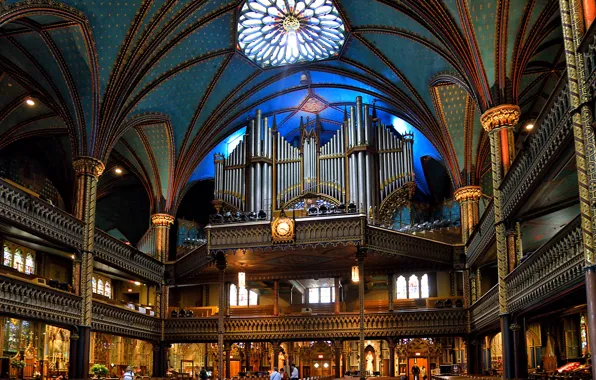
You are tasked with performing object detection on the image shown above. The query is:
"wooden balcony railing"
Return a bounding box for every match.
[0,179,83,249]
[164,309,467,342]
[170,242,211,283]
[0,272,81,326]
[505,216,583,314]
[466,202,495,264]
[469,285,499,332]
[92,300,160,341]
[366,226,454,263]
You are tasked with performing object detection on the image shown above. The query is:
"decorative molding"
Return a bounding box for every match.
[0,274,82,326]
[466,203,495,265]
[469,285,499,332]
[73,156,105,178]
[92,301,160,341]
[480,104,521,132]
[454,186,482,203]
[165,310,467,342]
[151,213,175,227]
[376,182,415,227]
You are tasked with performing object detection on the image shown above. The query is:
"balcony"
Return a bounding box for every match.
[0,272,81,326]
[506,216,583,314]
[469,285,499,332]
[168,242,211,284]
[164,309,467,342]
[92,299,160,341]
[466,202,495,265]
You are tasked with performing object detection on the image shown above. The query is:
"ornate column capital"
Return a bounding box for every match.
[480,104,520,133]
[454,186,482,203]
[73,156,105,178]
[151,213,175,227]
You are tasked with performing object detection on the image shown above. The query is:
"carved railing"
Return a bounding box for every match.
[0,179,83,249]
[207,214,366,253]
[94,229,164,283]
[366,226,453,263]
[469,285,498,332]
[0,273,81,326]
[580,20,596,90]
[164,310,467,341]
[506,216,583,314]
[92,300,160,341]
[171,243,212,282]
[500,76,572,219]
[466,202,495,264]
[137,225,157,258]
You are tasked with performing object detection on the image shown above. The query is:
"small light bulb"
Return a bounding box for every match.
[525,123,534,130]
[115,168,123,174]
[26,99,35,106]
[134,281,141,286]
[128,288,133,292]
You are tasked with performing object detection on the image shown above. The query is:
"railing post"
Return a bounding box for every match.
[73,156,104,380]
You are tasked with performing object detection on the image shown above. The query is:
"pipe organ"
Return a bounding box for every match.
[214,96,414,218]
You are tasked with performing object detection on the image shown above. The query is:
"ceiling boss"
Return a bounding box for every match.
[237,0,345,67]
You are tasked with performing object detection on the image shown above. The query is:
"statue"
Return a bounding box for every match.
[365,352,374,375]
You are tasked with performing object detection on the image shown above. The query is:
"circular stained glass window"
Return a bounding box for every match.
[237,0,345,68]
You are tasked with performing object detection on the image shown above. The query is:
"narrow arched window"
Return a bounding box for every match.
[249,290,258,305]
[97,279,104,296]
[408,275,419,299]
[92,277,97,294]
[105,280,112,298]
[3,244,12,267]
[229,284,238,306]
[238,287,249,306]
[13,249,23,272]
[396,276,407,299]
[420,274,429,298]
[25,253,35,275]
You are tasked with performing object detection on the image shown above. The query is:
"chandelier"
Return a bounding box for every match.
[237,0,345,67]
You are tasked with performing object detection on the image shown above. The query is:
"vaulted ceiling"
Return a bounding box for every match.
[0,0,564,216]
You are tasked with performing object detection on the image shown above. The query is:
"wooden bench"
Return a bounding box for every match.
[283,303,337,315]
[230,304,274,317]
[169,306,218,318]
[425,296,464,308]
[364,299,417,312]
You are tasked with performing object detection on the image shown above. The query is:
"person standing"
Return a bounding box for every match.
[290,364,299,380]
[200,367,208,380]
[123,366,134,380]
[280,368,288,380]
[270,367,281,380]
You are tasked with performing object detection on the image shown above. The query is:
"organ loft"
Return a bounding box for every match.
[0,1,594,380]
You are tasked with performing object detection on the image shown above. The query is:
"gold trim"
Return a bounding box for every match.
[480,104,521,133]
[151,213,175,227]
[73,156,105,178]
[454,186,482,202]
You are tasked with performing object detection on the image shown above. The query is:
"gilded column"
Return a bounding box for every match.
[271,341,281,369]
[462,269,471,308]
[559,1,596,375]
[73,156,104,380]
[387,339,396,377]
[470,272,477,303]
[333,340,342,378]
[480,104,520,380]
[515,222,524,264]
[475,268,482,298]
[357,250,366,380]
[334,277,341,314]
[454,186,482,243]
[216,253,227,380]
[506,229,518,272]
[225,342,231,379]
[151,213,175,263]
[273,280,280,316]
[387,273,394,312]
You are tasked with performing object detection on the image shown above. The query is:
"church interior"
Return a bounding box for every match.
[0,0,595,379]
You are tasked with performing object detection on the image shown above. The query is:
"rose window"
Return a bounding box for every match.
[237,0,345,67]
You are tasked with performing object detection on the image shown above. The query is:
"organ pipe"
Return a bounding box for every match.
[213,96,415,219]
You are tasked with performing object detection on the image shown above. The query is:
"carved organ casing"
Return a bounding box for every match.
[214,96,414,217]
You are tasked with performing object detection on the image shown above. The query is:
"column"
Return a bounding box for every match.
[454,186,482,243]
[476,268,482,298]
[334,341,342,378]
[506,229,518,272]
[274,280,280,316]
[357,250,366,380]
[73,156,105,380]
[463,270,471,308]
[387,273,394,312]
[480,104,520,380]
[470,272,477,303]
[272,341,281,369]
[560,2,596,378]
[216,253,227,380]
[151,213,175,262]
[245,342,251,372]
[334,277,341,314]
[387,339,396,377]
[512,317,528,379]
[466,337,480,375]
[225,343,231,379]
[225,282,231,317]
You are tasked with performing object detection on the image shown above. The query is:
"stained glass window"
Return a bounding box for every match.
[249,290,259,305]
[105,280,112,299]
[309,288,319,303]
[239,287,249,306]
[13,249,23,272]
[320,287,331,303]
[92,277,97,293]
[396,276,407,299]
[581,314,588,356]
[97,279,104,295]
[420,274,429,298]
[408,275,419,299]
[25,253,35,275]
[230,284,238,306]
[3,244,12,267]
[237,0,345,68]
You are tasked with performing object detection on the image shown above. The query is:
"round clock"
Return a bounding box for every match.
[276,221,291,236]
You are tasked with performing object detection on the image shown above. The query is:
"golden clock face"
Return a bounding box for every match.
[276,221,291,236]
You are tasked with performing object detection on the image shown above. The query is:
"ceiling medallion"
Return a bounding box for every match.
[237,0,345,68]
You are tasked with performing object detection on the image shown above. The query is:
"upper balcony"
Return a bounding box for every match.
[92,298,160,341]
[0,178,164,283]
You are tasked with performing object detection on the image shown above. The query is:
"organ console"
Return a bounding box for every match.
[213,96,415,220]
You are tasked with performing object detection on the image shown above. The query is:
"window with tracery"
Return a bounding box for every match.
[237,0,345,68]
[239,287,249,306]
[97,279,104,296]
[25,253,35,275]
[420,274,429,298]
[308,287,319,303]
[230,284,258,306]
[92,277,97,293]
[13,249,23,272]
[3,244,12,267]
[408,275,419,299]
[105,280,112,298]
[307,287,335,303]
[396,276,407,299]
[92,275,112,298]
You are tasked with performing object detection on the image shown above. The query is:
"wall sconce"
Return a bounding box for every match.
[351,266,359,283]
